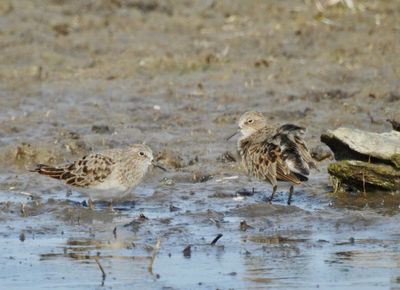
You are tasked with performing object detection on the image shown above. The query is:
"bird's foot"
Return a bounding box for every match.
[88,198,94,210]
[262,195,273,204]
[287,185,294,206]
[107,201,114,211]
[267,185,277,204]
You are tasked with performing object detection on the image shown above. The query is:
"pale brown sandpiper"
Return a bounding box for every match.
[31,144,166,209]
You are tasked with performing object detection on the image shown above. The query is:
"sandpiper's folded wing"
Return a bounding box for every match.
[240,135,304,185]
[274,124,318,174]
[32,153,115,187]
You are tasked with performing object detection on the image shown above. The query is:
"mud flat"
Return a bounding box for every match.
[1,0,400,289]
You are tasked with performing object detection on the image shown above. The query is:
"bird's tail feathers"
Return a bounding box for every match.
[31,164,65,179]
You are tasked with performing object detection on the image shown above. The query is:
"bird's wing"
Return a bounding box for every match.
[293,135,318,170]
[257,139,303,185]
[260,128,306,184]
[32,153,116,187]
[273,124,318,175]
[277,124,306,136]
[275,159,303,184]
[240,134,302,185]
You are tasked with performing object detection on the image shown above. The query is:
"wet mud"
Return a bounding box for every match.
[1,1,400,289]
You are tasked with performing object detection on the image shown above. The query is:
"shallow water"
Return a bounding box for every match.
[1,0,400,289]
[2,174,400,290]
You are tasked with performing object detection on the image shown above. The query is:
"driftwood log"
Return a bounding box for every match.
[321,128,400,192]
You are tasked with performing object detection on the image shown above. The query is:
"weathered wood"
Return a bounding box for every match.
[328,160,400,191]
[387,119,400,132]
[321,127,400,191]
[321,128,400,168]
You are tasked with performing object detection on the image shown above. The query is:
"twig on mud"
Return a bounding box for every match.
[367,112,379,124]
[9,188,33,197]
[148,237,161,275]
[362,155,372,196]
[20,203,26,217]
[94,256,106,286]
[210,234,223,246]
[113,226,117,239]
[330,176,340,194]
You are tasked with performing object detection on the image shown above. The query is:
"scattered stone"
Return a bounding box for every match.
[208,192,235,198]
[159,177,175,186]
[236,188,255,196]
[91,125,113,134]
[52,23,70,36]
[254,59,269,67]
[183,245,191,257]
[155,150,183,169]
[240,220,254,231]
[310,145,333,161]
[309,89,357,102]
[217,151,237,163]
[169,204,180,212]
[193,172,213,183]
[127,1,173,15]
[317,239,330,243]
[227,272,237,276]
[59,130,80,140]
[19,231,25,242]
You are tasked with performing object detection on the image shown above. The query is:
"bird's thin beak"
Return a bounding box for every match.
[226,129,240,141]
[151,160,167,171]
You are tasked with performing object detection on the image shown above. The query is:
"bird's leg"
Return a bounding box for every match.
[287,185,294,205]
[107,200,113,211]
[252,187,255,195]
[88,198,94,210]
[268,185,277,203]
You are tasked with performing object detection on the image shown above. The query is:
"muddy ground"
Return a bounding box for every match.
[1,0,400,289]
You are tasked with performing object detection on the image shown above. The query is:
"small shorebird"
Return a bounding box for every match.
[227,111,317,205]
[31,144,166,209]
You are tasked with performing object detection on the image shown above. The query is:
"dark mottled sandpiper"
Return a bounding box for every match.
[228,111,317,205]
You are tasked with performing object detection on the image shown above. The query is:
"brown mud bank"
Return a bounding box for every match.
[1,0,400,289]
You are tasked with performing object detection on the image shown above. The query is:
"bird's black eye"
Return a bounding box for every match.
[248,119,254,123]
[139,151,145,156]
